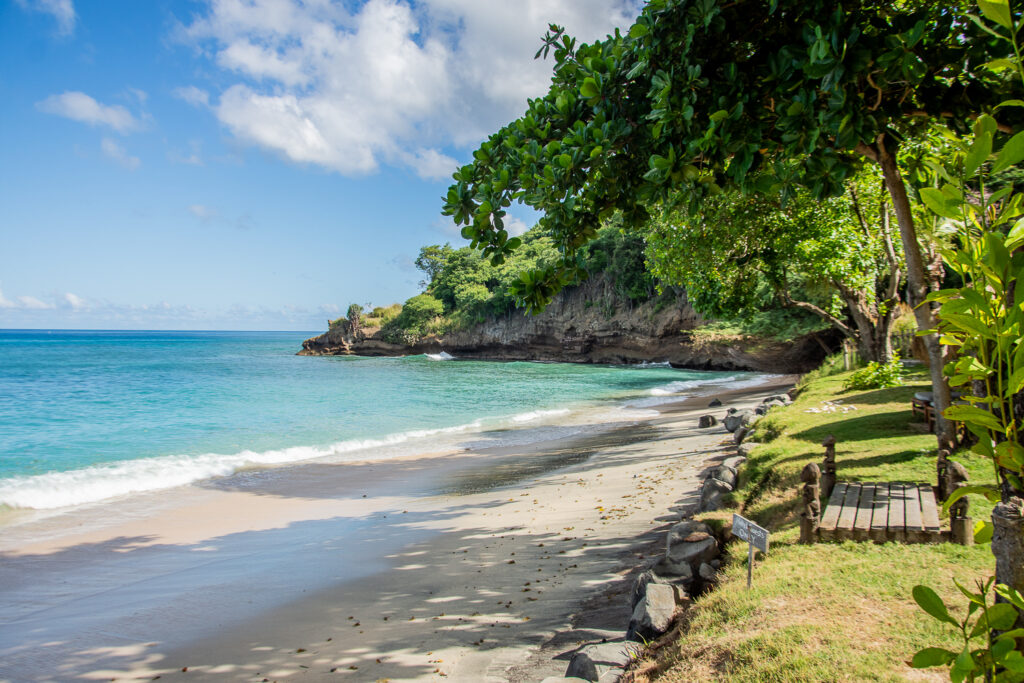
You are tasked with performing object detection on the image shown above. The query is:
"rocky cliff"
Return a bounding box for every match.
[299,277,836,373]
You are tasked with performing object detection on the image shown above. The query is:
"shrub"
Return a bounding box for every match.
[843,355,902,390]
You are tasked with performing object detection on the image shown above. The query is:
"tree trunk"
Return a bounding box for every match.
[992,497,1024,628]
[838,286,894,363]
[870,137,956,450]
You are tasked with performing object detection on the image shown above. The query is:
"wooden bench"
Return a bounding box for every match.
[818,481,943,543]
[799,437,973,545]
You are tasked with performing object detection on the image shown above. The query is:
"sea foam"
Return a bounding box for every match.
[0,407,586,511]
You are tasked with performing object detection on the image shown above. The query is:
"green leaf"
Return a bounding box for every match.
[943,485,1002,515]
[985,57,1017,72]
[986,603,1020,630]
[944,404,1004,432]
[996,628,1024,641]
[910,647,957,668]
[996,584,1024,610]
[978,0,1014,30]
[993,131,1024,173]
[580,78,600,99]
[965,125,994,178]
[920,187,961,219]
[912,585,959,626]
[628,23,649,38]
[974,519,994,544]
[1006,217,1024,250]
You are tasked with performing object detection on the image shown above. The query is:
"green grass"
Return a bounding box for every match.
[643,365,999,683]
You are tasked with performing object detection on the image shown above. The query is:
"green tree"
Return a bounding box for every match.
[442,0,1022,448]
[414,244,455,289]
[647,168,904,361]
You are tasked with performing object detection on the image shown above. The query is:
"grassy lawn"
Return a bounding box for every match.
[639,363,1000,682]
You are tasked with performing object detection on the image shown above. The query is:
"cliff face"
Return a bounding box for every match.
[299,277,835,373]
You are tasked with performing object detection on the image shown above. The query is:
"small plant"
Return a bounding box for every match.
[910,578,1024,681]
[843,354,903,390]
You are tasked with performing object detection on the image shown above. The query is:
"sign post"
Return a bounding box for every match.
[732,513,769,589]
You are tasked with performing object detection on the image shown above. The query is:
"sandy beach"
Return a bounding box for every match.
[0,376,794,682]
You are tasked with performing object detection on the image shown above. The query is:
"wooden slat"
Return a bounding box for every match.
[853,484,875,540]
[836,483,862,539]
[870,484,890,542]
[919,484,942,536]
[904,484,924,532]
[888,483,906,541]
[819,482,847,532]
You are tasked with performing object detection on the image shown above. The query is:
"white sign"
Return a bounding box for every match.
[733,514,770,553]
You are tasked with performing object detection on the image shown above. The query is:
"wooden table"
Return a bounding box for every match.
[817,481,944,543]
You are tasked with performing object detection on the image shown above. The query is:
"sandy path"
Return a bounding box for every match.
[0,377,793,682]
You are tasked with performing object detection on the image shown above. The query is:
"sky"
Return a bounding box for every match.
[0,0,643,330]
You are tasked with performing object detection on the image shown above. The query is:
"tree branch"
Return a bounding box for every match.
[780,292,856,339]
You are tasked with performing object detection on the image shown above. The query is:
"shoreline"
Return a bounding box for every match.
[0,375,795,681]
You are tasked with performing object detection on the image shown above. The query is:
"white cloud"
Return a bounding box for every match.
[16,0,76,36]
[506,217,530,237]
[101,137,141,170]
[38,91,139,132]
[0,288,14,309]
[177,0,641,177]
[18,295,54,309]
[64,292,86,309]
[189,204,219,221]
[172,85,211,108]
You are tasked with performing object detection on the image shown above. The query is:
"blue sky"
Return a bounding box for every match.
[0,0,641,330]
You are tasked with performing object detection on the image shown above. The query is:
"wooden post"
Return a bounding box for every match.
[936,449,950,503]
[947,461,973,546]
[800,462,821,544]
[821,435,837,500]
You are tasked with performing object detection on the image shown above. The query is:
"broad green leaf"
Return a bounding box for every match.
[993,130,1024,173]
[973,519,994,544]
[912,585,959,626]
[940,313,996,340]
[950,648,976,682]
[996,584,1024,610]
[580,78,600,99]
[628,23,649,38]
[910,647,957,668]
[986,603,1020,630]
[997,99,1024,109]
[920,187,961,220]
[965,126,994,178]
[1006,217,1024,250]
[942,485,1002,515]
[985,57,1017,71]
[944,404,1004,432]
[978,0,1013,30]
[954,578,986,605]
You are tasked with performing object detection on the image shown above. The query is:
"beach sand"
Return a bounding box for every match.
[0,376,794,682]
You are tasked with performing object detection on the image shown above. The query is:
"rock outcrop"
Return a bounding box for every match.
[299,276,837,372]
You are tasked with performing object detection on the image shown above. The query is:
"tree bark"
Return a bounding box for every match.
[992,498,1024,628]
[864,135,956,450]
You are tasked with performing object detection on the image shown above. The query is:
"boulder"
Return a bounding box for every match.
[565,641,640,682]
[708,397,723,407]
[665,533,719,571]
[698,414,718,428]
[723,410,753,432]
[666,520,712,548]
[737,442,758,457]
[754,404,768,416]
[740,411,759,429]
[654,554,695,581]
[721,455,747,470]
[733,425,750,445]
[764,393,792,405]
[700,478,733,512]
[712,465,737,489]
[629,569,660,610]
[626,583,676,642]
[598,673,624,683]
[542,679,590,683]
[699,562,717,581]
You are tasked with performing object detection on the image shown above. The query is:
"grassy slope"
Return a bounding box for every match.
[642,364,999,682]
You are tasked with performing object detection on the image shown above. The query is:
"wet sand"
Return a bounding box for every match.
[0,376,794,681]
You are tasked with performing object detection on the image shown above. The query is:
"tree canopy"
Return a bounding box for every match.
[442,0,1022,447]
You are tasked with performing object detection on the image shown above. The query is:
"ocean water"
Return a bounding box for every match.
[0,330,765,511]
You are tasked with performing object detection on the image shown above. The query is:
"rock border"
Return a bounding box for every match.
[547,392,791,682]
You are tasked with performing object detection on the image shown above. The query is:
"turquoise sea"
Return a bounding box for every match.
[0,330,766,511]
